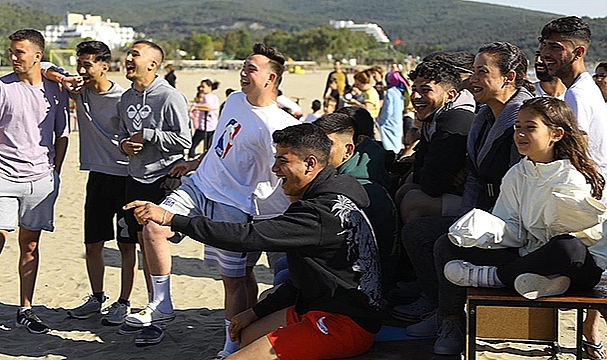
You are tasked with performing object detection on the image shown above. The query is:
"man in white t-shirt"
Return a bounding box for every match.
[539,16,607,358]
[124,43,299,353]
[0,29,69,334]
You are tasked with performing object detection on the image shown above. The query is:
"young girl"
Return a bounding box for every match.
[189,78,219,158]
[443,97,607,301]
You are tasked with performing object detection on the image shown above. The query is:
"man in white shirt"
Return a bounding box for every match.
[124,43,299,355]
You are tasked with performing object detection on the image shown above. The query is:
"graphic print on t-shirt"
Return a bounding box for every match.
[214,118,242,159]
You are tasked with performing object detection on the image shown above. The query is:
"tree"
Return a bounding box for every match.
[184,31,214,59]
[223,29,253,59]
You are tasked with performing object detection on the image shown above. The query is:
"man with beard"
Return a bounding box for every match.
[539,16,607,358]
[533,50,565,98]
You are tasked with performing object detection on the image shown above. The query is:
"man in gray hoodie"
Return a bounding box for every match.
[117,40,191,327]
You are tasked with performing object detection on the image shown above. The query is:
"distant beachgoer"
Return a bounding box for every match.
[370,66,385,101]
[593,62,607,103]
[303,99,322,123]
[324,60,349,97]
[164,64,176,87]
[219,87,235,116]
[189,78,220,158]
[377,69,407,153]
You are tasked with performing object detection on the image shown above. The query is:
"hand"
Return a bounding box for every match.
[169,159,200,177]
[61,76,84,93]
[228,308,258,344]
[123,201,173,226]
[452,168,468,189]
[121,140,144,156]
[129,131,144,144]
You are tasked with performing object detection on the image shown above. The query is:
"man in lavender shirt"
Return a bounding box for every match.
[0,29,69,334]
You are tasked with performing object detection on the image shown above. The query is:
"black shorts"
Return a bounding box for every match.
[84,171,137,244]
[125,175,182,234]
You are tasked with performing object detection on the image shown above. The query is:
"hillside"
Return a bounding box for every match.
[2,0,607,61]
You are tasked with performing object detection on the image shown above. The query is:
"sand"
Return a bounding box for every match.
[0,70,605,359]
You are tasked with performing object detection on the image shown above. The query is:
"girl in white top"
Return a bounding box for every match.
[443,97,607,300]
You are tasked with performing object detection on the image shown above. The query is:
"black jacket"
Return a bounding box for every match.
[171,166,383,333]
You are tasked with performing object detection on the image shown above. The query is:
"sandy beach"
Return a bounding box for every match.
[0,69,605,359]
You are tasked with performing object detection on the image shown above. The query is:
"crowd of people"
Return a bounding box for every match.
[2,14,607,360]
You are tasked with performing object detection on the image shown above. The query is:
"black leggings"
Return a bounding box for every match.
[434,234,604,317]
[189,129,214,158]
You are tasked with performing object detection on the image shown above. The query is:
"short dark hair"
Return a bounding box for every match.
[201,78,220,90]
[76,41,111,63]
[313,113,356,138]
[133,39,165,63]
[335,106,373,140]
[253,43,286,87]
[540,16,591,45]
[272,123,331,166]
[596,62,607,73]
[9,29,45,53]
[409,60,462,90]
[311,99,322,112]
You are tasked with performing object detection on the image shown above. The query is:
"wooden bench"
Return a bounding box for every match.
[467,276,607,359]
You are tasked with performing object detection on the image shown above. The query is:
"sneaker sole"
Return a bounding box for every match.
[134,327,165,346]
[514,273,571,300]
[434,344,463,355]
[15,321,50,334]
[125,313,176,328]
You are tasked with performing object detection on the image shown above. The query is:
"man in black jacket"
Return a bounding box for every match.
[125,123,382,360]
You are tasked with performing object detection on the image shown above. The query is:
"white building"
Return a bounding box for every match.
[330,20,390,43]
[44,13,135,49]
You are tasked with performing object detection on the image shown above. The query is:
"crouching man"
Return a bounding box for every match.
[125,123,382,360]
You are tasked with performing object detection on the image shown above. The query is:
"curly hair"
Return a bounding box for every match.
[409,60,462,89]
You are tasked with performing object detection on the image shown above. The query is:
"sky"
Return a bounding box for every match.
[466,0,607,18]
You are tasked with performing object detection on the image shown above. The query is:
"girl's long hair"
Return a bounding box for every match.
[521,97,604,199]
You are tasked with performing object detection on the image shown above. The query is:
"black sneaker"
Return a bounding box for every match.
[135,324,164,346]
[15,309,50,334]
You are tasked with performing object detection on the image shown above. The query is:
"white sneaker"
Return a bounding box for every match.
[443,260,504,288]
[67,295,108,319]
[101,301,130,326]
[514,273,571,300]
[125,304,175,328]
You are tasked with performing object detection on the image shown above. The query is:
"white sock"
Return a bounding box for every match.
[150,274,173,314]
[223,319,240,354]
[19,306,32,314]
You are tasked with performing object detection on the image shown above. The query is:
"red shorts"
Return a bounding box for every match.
[266,306,375,360]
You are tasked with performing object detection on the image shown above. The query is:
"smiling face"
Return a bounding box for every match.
[124,43,157,82]
[469,52,510,105]
[514,108,563,163]
[410,77,451,121]
[538,35,578,80]
[9,39,41,76]
[534,50,553,82]
[239,54,274,96]
[272,145,313,202]
[76,53,107,87]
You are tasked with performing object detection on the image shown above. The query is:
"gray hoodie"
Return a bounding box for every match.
[118,76,191,182]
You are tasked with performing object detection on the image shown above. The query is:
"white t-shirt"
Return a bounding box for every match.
[534,80,565,100]
[564,72,607,195]
[191,92,300,216]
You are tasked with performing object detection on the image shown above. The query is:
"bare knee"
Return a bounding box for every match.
[142,221,174,245]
